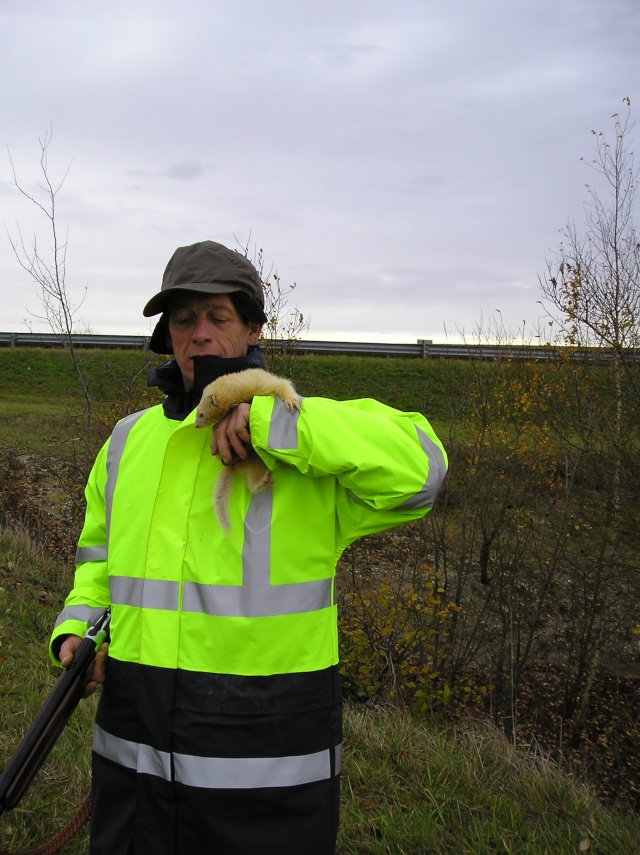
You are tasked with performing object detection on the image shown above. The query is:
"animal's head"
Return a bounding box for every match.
[194,393,219,428]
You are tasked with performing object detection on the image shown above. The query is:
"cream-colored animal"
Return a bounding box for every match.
[195,369,300,529]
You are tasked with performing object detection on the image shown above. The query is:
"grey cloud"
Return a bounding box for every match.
[132,161,208,182]
[316,43,382,68]
[160,161,208,181]
[0,0,638,343]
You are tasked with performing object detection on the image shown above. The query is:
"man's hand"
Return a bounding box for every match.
[210,402,252,463]
[59,634,109,698]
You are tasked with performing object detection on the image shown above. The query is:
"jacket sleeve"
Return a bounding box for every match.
[49,440,111,664]
[249,394,448,542]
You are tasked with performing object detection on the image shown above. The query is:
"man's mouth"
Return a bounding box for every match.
[190,351,221,360]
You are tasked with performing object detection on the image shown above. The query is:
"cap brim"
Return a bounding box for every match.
[143,283,241,317]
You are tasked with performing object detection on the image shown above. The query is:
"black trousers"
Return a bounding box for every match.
[90,659,342,855]
[91,753,339,855]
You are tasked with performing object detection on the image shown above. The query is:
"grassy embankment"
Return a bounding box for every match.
[0,346,457,451]
[1,347,639,854]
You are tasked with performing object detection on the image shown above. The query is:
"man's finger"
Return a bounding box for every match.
[59,635,82,668]
[211,406,251,463]
[213,422,233,463]
[226,424,249,460]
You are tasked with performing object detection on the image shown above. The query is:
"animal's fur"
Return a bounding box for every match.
[195,369,300,529]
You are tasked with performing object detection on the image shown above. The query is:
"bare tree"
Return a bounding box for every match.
[6,129,156,479]
[5,128,99,473]
[7,130,80,338]
[541,98,640,351]
[540,100,640,507]
[236,235,309,374]
[538,100,640,728]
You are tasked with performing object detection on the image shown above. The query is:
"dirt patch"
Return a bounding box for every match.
[0,448,82,565]
[511,667,639,810]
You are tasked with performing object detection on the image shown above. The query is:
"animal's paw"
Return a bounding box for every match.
[283,395,300,413]
[250,468,274,493]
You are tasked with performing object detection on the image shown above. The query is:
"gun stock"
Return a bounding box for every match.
[0,608,110,817]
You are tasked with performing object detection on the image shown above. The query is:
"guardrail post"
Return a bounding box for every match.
[417,339,432,360]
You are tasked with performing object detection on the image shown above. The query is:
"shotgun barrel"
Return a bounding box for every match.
[0,608,111,816]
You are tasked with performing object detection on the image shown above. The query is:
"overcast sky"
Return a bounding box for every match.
[1,0,638,344]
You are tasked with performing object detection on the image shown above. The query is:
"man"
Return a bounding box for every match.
[50,240,448,855]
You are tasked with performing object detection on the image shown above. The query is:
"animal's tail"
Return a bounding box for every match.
[214,468,234,530]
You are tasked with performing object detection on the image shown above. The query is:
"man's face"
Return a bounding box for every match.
[167,293,262,389]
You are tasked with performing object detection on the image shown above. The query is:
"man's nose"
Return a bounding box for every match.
[191,315,212,342]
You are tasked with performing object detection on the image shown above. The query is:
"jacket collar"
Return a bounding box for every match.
[147,345,267,421]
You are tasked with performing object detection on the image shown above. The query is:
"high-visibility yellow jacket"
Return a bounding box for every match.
[51,393,447,675]
[49,390,447,854]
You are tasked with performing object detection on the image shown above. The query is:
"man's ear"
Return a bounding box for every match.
[247,323,262,346]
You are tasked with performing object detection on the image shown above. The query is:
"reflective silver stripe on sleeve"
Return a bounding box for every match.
[93,724,340,789]
[182,578,332,617]
[109,576,180,611]
[93,724,172,779]
[54,604,106,629]
[394,427,447,511]
[75,545,107,563]
[267,395,302,449]
[105,409,147,544]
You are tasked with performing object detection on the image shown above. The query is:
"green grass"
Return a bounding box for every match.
[0,525,93,854]
[0,347,158,397]
[0,396,79,450]
[1,525,639,854]
[0,346,458,408]
[288,354,464,414]
[340,705,640,853]
[0,348,455,452]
